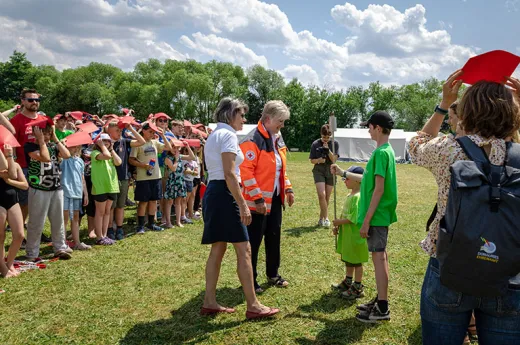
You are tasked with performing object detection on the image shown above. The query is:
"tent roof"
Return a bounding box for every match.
[334,128,407,139]
[208,123,257,137]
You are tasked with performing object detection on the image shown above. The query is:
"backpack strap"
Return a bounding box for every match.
[456,136,490,165]
[505,142,520,169]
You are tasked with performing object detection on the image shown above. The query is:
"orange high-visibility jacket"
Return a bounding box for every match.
[239,122,293,214]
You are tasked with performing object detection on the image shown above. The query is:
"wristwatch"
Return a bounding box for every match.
[434,104,449,115]
[342,171,347,179]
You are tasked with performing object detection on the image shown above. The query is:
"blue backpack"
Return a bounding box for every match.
[437,136,520,297]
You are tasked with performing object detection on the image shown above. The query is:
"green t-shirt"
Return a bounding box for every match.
[357,142,398,226]
[336,192,368,264]
[90,150,120,195]
[55,129,74,141]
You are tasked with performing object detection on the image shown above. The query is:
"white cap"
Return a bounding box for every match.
[96,133,114,142]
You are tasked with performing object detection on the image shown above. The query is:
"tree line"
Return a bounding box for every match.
[0,51,445,150]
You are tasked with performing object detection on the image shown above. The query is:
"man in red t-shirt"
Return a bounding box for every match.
[10,89,45,225]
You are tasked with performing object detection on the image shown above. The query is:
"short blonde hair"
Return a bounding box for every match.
[260,100,290,122]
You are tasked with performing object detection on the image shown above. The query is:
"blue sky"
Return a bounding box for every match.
[0,0,519,88]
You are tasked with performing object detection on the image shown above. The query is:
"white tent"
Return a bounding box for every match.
[208,123,257,141]
[333,128,407,162]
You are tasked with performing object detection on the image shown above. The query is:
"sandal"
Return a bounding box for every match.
[268,276,289,288]
[332,279,351,291]
[246,307,280,320]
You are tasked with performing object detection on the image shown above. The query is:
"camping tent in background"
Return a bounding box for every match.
[334,128,408,162]
[208,123,257,141]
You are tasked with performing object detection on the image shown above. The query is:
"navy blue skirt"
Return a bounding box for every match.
[202,180,249,244]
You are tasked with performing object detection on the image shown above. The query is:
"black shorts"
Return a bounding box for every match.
[92,193,118,203]
[135,179,162,202]
[85,176,96,217]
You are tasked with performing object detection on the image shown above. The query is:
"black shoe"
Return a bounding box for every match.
[41,233,52,243]
[20,239,27,249]
[356,296,378,312]
[356,303,390,323]
[125,198,136,207]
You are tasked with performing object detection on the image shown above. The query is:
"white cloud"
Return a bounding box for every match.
[325,30,334,36]
[180,33,268,68]
[330,3,476,84]
[280,64,320,85]
[0,15,185,69]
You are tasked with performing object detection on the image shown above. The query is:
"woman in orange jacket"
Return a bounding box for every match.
[239,100,295,293]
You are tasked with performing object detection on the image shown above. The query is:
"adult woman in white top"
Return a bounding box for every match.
[201,98,279,320]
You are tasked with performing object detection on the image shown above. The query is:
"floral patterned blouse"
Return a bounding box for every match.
[408,133,507,257]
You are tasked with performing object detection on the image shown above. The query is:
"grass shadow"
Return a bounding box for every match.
[120,287,250,345]
[284,226,320,238]
[407,324,422,345]
[298,291,356,313]
[284,291,373,344]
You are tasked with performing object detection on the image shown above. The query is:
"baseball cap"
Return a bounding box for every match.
[96,133,114,142]
[347,165,364,175]
[360,110,394,129]
[154,112,171,120]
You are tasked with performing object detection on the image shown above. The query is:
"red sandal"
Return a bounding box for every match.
[200,306,236,316]
[246,307,280,320]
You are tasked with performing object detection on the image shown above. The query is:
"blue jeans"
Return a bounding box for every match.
[421,257,520,345]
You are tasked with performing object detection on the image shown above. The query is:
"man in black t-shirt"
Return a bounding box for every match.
[309,124,340,227]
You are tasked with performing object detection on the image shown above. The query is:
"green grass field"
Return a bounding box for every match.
[0,152,441,345]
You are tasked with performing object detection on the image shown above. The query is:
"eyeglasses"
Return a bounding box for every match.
[24,98,40,103]
[156,119,167,123]
[342,177,348,182]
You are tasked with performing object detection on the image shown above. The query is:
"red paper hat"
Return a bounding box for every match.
[69,111,84,121]
[191,127,208,138]
[460,50,520,85]
[122,108,129,115]
[117,116,136,129]
[183,139,201,148]
[183,120,193,127]
[25,116,53,129]
[142,121,160,133]
[64,131,93,147]
[54,114,65,120]
[154,112,171,120]
[77,122,99,133]
[171,139,185,147]
[193,123,205,128]
[0,125,21,147]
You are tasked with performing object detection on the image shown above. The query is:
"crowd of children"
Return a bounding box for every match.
[0,89,208,275]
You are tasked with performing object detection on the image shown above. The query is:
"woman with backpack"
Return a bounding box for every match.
[409,70,520,345]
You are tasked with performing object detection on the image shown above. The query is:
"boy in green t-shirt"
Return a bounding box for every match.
[332,110,398,323]
[332,165,368,300]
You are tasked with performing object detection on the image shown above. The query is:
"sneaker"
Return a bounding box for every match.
[115,228,125,240]
[20,239,27,250]
[318,219,324,227]
[73,242,92,250]
[254,282,264,294]
[323,219,331,227]
[107,229,116,240]
[95,237,114,246]
[356,303,390,323]
[181,217,193,224]
[64,246,74,254]
[341,284,365,300]
[5,225,10,232]
[357,296,378,313]
[136,226,146,234]
[156,211,162,220]
[125,198,135,207]
[146,224,164,232]
[41,233,52,243]
[193,211,201,220]
[54,250,72,260]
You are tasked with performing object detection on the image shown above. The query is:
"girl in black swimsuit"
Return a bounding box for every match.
[0,143,29,278]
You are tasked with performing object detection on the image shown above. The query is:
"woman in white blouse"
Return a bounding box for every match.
[201,98,279,320]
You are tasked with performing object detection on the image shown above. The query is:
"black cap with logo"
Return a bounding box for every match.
[360,110,394,129]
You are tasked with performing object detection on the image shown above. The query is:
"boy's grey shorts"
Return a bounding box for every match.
[367,226,388,252]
